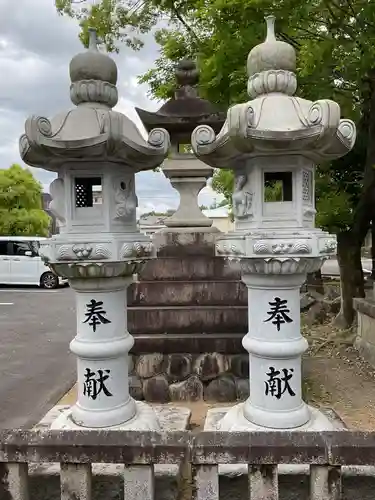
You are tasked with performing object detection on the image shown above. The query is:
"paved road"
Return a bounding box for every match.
[0,286,76,429]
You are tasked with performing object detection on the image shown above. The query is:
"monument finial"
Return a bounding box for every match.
[175,59,199,87]
[175,59,199,99]
[264,15,276,42]
[69,25,118,106]
[246,14,296,89]
[88,27,99,51]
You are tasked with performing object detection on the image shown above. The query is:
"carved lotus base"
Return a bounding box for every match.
[215,228,336,261]
[39,232,155,266]
[240,256,324,275]
[48,260,146,280]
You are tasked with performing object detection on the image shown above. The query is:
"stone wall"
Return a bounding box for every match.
[128,231,248,354]
[127,231,249,403]
[354,296,375,367]
[128,352,249,403]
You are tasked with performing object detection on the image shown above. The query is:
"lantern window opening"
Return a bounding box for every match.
[264,171,293,202]
[75,177,102,208]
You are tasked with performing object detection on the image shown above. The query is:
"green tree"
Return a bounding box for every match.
[57,0,375,327]
[213,170,287,204]
[0,164,51,236]
[211,169,234,207]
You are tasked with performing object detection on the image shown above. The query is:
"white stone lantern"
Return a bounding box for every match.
[192,16,356,431]
[19,29,170,430]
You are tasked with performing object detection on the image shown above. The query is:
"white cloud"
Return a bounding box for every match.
[0,0,221,212]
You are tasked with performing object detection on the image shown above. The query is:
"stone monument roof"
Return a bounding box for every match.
[136,59,226,133]
[19,29,170,172]
[191,16,356,168]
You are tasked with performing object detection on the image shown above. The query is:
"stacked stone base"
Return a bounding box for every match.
[128,231,248,403]
[128,352,250,403]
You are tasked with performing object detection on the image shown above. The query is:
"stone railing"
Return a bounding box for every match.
[354,296,375,367]
[1,429,375,499]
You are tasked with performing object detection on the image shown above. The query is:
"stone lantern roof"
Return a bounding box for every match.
[136,59,226,135]
[191,15,356,168]
[19,28,169,172]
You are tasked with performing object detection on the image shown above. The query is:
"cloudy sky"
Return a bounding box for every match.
[0,0,222,214]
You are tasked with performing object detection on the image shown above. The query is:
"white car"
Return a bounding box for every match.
[0,236,66,289]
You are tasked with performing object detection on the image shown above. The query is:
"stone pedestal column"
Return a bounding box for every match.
[70,277,136,428]
[19,27,171,432]
[165,175,212,229]
[241,272,309,429]
[192,15,356,435]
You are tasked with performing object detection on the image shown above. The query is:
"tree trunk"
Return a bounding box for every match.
[306,270,324,295]
[335,231,365,328]
[371,221,375,280]
[335,70,375,327]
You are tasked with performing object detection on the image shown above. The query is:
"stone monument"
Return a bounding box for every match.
[192,15,356,430]
[127,60,248,403]
[136,59,225,230]
[19,29,170,430]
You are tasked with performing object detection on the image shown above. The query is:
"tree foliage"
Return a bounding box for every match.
[0,164,50,237]
[211,169,234,206]
[57,0,375,326]
[56,0,375,113]
[56,0,375,230]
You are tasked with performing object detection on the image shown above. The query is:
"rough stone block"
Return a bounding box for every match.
[166,353,192,382]
[204,375,237,402]
[128,354,135,374]
[169,375,204,402]
[153,231,218,257]
[143,375,170,403]
[129,375,143,401]
[236,378,250,401]
[230,355,249,378]
[129,308,248,334]
[135,353,164,378]
[139,257,241,281]
[131,333,245,355]
[128,280,246,307]
[194,353,229,381]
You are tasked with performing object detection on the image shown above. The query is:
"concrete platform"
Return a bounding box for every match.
[209,403,345,433]
[203,405,375,482]
[26,403,191,500]
[20,403,375,500]
[50,401,162,431]
[201,405,375,499]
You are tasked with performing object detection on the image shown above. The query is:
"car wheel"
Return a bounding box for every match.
[40,272,59,289]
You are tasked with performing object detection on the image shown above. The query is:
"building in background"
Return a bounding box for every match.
[202,206,233,232]
[137,205,233,235]
[138,215,167,235]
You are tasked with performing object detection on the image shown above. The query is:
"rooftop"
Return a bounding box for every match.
[136,59,226,133]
